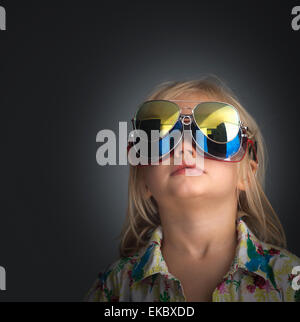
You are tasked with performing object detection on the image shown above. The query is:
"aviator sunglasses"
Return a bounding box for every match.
[127,99,258,164]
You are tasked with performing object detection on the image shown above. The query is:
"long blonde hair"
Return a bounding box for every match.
[117,75,287,257]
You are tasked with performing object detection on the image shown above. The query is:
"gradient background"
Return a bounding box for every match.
[0,0,299,301]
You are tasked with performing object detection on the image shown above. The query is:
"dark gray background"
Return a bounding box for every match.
[0,0,299,301]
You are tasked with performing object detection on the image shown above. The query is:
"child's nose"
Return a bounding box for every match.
[173,131,196,163]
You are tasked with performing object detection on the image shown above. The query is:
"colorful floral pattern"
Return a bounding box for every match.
[85,217,300,302]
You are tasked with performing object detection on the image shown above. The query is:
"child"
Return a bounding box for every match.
[86,76,300,302]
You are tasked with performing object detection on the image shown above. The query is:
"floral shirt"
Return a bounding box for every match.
[86,217,300,302]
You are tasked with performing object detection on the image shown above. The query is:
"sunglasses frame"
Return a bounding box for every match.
[128,99,258,164]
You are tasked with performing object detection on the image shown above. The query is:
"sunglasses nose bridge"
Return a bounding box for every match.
[180,114,192,126]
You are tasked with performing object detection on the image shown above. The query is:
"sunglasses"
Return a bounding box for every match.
[127,99,258,164]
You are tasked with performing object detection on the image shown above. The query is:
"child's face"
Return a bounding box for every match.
[140,92,241,204]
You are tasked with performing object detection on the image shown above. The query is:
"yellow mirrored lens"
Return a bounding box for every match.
[135,100,180,138]
[194,102,239,143]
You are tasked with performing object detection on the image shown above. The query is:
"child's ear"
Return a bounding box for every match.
[237,160,258,191]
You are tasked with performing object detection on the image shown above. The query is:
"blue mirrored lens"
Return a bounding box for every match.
[159,120,183,157]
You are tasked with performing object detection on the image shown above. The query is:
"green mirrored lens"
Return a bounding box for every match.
[193,102,239,143]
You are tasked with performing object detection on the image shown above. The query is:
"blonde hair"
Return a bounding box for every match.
[117,75,287,257]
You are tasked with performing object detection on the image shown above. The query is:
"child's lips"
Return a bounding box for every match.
[170,164,205,176]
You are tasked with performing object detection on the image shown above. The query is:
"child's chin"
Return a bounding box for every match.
[170,185,208,199]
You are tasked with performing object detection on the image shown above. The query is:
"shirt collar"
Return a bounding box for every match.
[131,211,275,286]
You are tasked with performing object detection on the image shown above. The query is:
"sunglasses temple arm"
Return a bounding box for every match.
[247,139,258,164]
[126,118,134,152]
